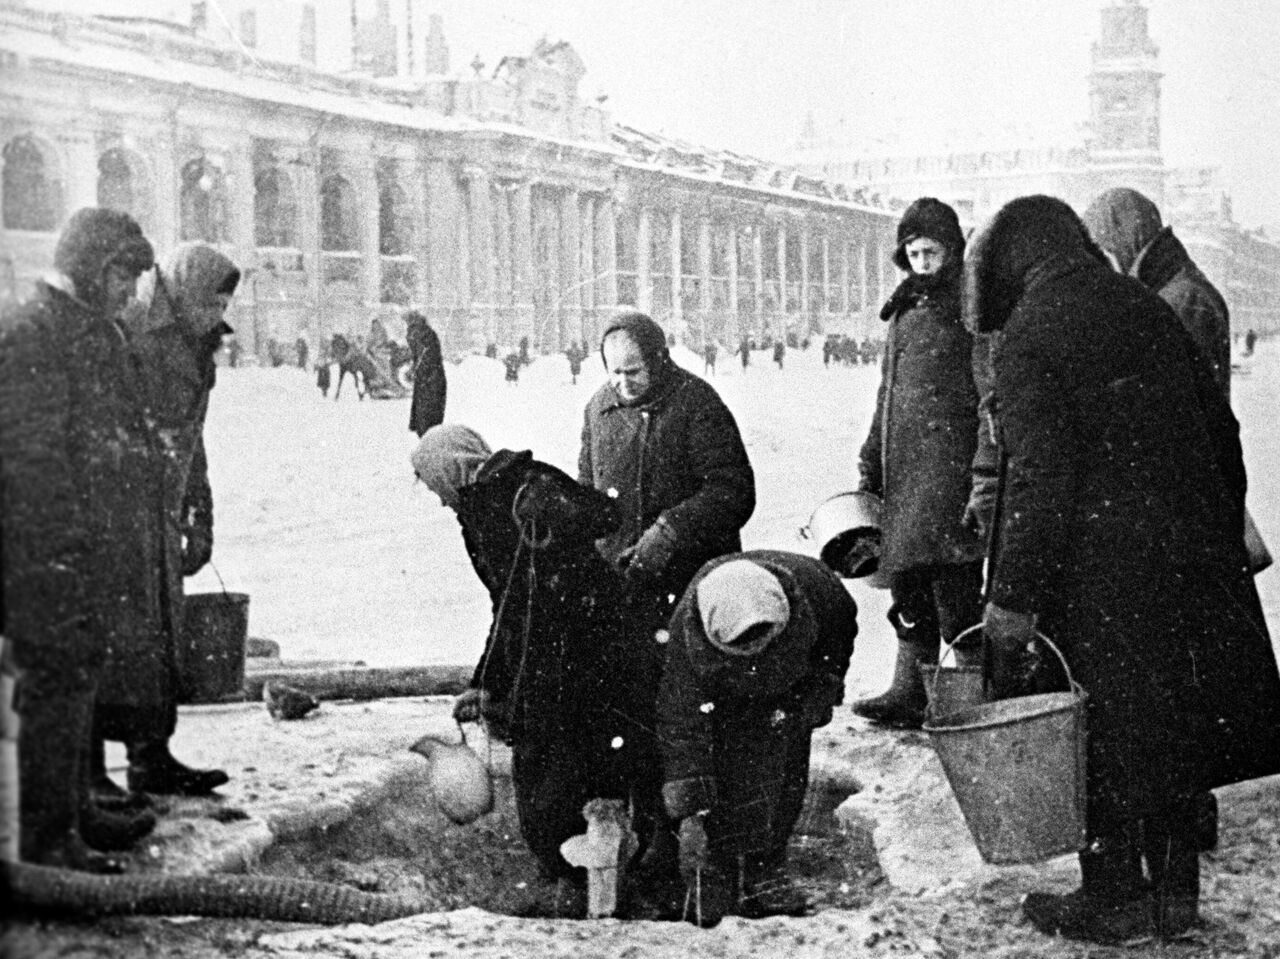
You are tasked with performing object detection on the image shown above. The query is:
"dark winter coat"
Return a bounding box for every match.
[105,246,238,709]
[658,550,857,820]
[858,270,983,574]
[579,363,755,604]
[1133,228,1231,396]
[967,195,1280,821]
[455,452,651,746]
[408,324,447,435]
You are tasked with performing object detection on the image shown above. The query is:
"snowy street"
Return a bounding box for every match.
[189,338,1280,698]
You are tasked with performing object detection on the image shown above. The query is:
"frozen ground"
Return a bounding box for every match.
[190,336,1280,694]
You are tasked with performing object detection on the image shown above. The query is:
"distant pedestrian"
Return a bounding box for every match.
[702,340,717,376]
[315,337,332,397]
[503,350,521,385]
[227,336,242,368]
[1244,328,1258,357]
[405,311,447,437]
[566,340,585,384]
[518,334,531,367]
[294,336,308,370]
[772,339,786,370]
[738,335,750,371]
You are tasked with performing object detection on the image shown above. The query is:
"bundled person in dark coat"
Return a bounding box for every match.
[579,311,756,641]
[405,310,447,436]
[852,198,984,729]
[411,425,656,899]
[659,551,856,926]
[1083,187,1232,396]
[91,243,239,800]
[0,208,155,871]
[965,195,1280,944]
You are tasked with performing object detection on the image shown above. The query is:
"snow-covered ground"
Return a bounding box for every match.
[190,336,1280,696]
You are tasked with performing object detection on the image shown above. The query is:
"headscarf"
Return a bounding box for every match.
[696,560,791,656]
[598,311,672,398]
[963,195,1109,334]
[135,243,240,337]
[411,424,493,510]
[52,207,154,312]
[891,197,966,272]
[1081,187,1163,274]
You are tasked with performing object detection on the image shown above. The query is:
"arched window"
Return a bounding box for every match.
[320,174,358,251]
[378,181,411,256]
[179,157,229,243]
[254,166,298,248]
[3,135,60,232]
[97,148,150,230]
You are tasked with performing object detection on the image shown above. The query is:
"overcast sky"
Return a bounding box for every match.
[22,0,1280,232]
[433,0,1280,233]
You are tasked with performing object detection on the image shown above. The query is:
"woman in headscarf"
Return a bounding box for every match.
[92,242,240,803]
[966,195,1280,943]
[411,425,655,909]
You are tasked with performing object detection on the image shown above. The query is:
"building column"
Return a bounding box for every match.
[465,164,495,344]
[670,210,682,326]
[636,205,652,315]
[596,196,618,311]
[776,224,787,339]
[752,226,764,337]
[727,224,739,323]
[405,159,428,307]
[297,147,323,349]
[512,181,535,343]
[150,132,179,257]
[876,231,890,307]
[839,236,850,315]
[697,216,712,344]
[580,194,597,344]
[558,188,580,350]
[424,159,464,348]
[859,237,870,317]
[227,137,255,266]
[821,234,831,319]
[799,228,810,326]
[60,128,98,213]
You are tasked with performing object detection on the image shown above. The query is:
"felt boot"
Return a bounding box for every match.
[1023,838,1154,944]
[850,639,934,729]
[1144,812,1201,939]
[127,740,228,796]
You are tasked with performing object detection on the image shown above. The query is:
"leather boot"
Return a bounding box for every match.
[127,740,228,796]
[1023,835,1154,944]
[1143,810,1200,939]
[851,638,934,729]
[18,688,122,873]
[80,801,157,852]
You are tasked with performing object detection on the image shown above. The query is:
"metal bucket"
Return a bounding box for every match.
[801,491,888,588]
[179,592,249,705]
[921,623,988,721]
[1244,507,1272,575]
[923,632,1087,865]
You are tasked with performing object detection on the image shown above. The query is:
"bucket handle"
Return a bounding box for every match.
[931,623,1082,703]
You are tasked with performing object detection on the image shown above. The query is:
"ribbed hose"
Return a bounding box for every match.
[3,861,427,924]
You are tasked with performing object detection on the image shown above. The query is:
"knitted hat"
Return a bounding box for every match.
[54,207,154,307]
[696,560,791,656]
[411,424,493,510]
[892,197,965,271]
[1081,187,1163,274]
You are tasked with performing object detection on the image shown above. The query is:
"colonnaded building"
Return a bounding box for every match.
[0,0,906,359]
[790,0,1280,335]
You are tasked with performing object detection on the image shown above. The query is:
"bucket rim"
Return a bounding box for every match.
[922,690,1085,734]
[185,591,251,603]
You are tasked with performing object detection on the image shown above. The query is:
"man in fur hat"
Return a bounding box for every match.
[851,198,985,729]
[659,550,856,925]
[0,208,156,871]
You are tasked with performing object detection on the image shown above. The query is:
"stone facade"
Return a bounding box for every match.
[0,2,901,358]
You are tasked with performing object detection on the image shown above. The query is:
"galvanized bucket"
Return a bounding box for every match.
[800,490,888,588]
[923,632,1087,865]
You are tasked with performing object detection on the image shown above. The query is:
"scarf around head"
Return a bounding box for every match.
[412,424,494,509]
[696,560,791,656]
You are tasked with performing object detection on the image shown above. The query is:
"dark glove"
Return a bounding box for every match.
[983,602,1040,698]
[180,512,213,576]
[622,518,679,584]
[452,688,490,724]
[962,480,997,541]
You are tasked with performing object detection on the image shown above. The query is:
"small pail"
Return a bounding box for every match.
[179,592,249,705]
[800,491,888,588]
[923,632,1087,865]
[921,623,988,721]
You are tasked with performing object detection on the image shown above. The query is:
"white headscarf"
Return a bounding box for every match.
[696,560,791,655]
[411,424,493,510]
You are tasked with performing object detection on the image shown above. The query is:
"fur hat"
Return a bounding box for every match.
[696,560,791,655]
[1081,187,1163,274]
[411,424,493,510]
[53,207,154,307]
[892,197,965,272]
